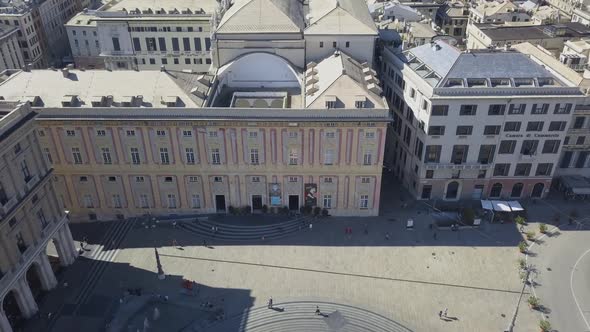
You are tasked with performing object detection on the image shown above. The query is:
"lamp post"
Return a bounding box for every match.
[155,247,165,280]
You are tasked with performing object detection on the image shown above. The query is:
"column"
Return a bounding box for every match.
[2,154,21,198]
[48,182,64,221]
[61,225,78,261]
[0,309,13,332]
[150,176,161,210]
[177,176,188,209]
[54,230,74,267]
[16,278,38,318]
[36,253,58,291]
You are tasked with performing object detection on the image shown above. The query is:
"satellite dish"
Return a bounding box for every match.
[431,35,458,46]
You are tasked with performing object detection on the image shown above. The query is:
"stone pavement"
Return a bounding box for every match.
[24,190,590,332]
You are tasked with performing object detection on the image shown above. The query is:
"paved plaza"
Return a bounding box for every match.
[20,183,590,332]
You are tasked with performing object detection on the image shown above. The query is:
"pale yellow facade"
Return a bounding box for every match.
[36,116,388,221]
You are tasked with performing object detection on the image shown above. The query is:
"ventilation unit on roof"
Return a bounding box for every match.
[367,83,382,95]
[305,67,318,77]
[307,61,317,69]
[306,75,318,85]
[191,88,206,99]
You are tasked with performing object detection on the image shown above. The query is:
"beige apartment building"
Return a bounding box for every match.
[0,102,77,332]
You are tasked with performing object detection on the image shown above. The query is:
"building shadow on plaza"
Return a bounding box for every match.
[23,257,254,332]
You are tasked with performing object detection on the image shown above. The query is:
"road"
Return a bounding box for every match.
[528,227,590,332]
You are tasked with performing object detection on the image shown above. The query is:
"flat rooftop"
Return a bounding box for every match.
[66,12,97,26]
[101,0,218,14]
[475,22,590,41]
[0,69,210,108]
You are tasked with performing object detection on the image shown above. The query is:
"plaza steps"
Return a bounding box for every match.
[206,301,412,332]
[178,217,310,242]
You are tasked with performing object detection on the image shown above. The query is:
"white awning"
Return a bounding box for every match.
[492,200,511,212]
[508,201,524,211]
[480,200,493,210]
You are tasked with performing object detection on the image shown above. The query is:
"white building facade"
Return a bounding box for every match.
[382,41,584,200]
[0,25,23,70]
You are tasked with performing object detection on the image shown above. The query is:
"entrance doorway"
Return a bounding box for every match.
[215,195,226,212]
[288,195,299,211]
[252,195,263,211]
[472,185,484,200]
[445,181,460,200]
[531,183,545,198]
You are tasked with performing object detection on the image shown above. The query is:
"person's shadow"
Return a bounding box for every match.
[271,307,285,312]
[442,316,459,322]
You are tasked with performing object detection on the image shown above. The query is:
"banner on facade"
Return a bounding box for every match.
[304,183,317,207]
[269,183,282,206]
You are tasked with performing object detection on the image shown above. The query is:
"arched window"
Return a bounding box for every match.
[511,183,524,198]
[490,183,503,198]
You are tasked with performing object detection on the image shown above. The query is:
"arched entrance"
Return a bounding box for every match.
[511,183,524,198]
[2,291,24,331]
[25,265,44,298]
[445,181,460,200]
[490,183,503,198]
[531,183,545,198]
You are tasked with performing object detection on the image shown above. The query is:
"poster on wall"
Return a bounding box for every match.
[269,183,282,206]
[305,183,317,207]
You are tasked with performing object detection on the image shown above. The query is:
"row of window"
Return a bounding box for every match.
[132,36,211,52]
[428,121,565,136]
[128,26,204,33]
[431,103,573,116]
[140,57,211,66]
[71,29,96,37]
[424,140,561,164]
[319,41,351,48]
[81,128,371,139]
[79,192,371,210]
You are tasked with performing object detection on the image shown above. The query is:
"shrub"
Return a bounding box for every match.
[228,206,236,215]
[539,319,551,332]
[321,208,329,217]
[526,231,535,241]
[461,208,475,225]
[241,206,251,215]
[313,206,321,216]
[518,241,528,253]
[300,205,312,215]
[528,296,540,309]
[261,205,268,213]
[518,258,526,270]
[515,216,527,225]
[539,223,547,234]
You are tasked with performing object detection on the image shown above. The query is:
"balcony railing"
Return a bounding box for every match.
[425,162,492,170]
[0,196,17,216]
[24,174,39,192]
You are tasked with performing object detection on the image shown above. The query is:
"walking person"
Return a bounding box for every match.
[433,232,437,240]
[309,223,313,231]
[385,232,390,240]
[268,298,273,309]
[315,306,321,315]
[172,239,178,248]
[438,310,442,318]
[443,308,448,317]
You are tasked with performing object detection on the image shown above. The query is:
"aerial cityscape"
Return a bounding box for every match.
[0,0,589,331]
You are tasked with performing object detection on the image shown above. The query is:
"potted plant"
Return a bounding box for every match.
[518,241,528,253]
[515,216,527,226]
[539,223,547,234]
[539,319,551,332]
[528,296,540,309]
[526,231,535,241]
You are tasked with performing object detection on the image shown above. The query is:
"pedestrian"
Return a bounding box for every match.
[443,308,448,317]
[438,310,442,318]
[83,236,88,246]
[79,241,84,250]
[268,298,273,309]
[519,225,524,233]
[385,232,390,240]
[433,232,437,240]
[172,239,178,247]
[172,220,177,228]
[315,306,321,315]
[309,223,313,231]
[202,239,207,247]
[211,226,215,233]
